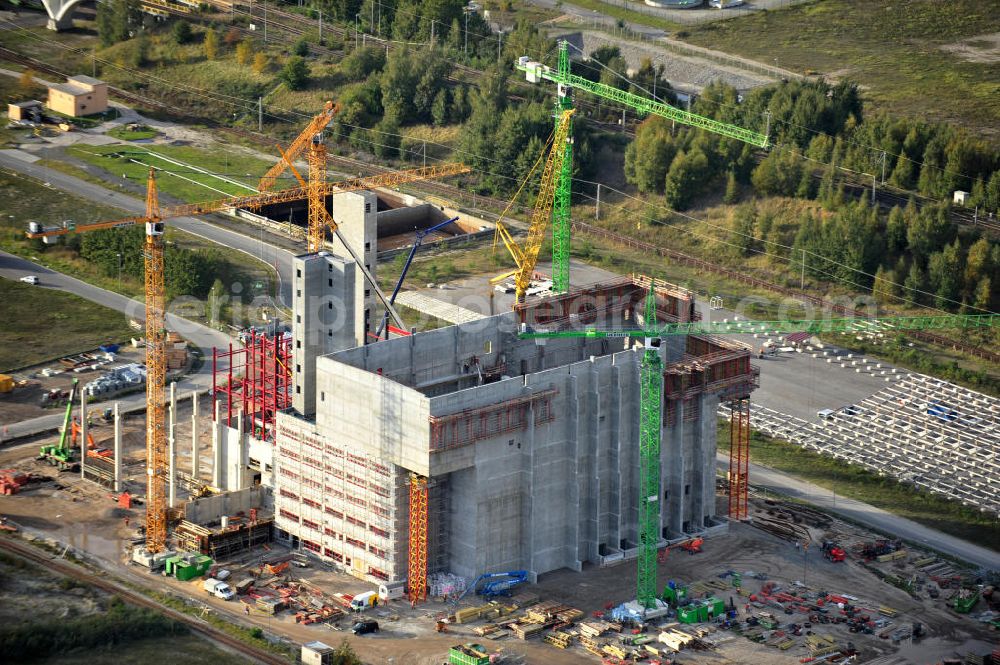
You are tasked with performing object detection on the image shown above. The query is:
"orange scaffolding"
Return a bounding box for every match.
[728,398,751,521]
[407,474,428,604]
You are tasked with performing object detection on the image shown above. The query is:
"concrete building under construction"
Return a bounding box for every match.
[270,274,758,585]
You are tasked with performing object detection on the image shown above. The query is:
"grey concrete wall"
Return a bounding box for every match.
[316,354,432,477]
[315,311,727,582]
[292,252,357,416]
[184,486,267,524]
[328,191,377,340]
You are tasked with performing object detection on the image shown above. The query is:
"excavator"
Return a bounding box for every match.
[38,378,80,470]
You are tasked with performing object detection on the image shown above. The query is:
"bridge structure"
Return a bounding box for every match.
[38,0,85,30]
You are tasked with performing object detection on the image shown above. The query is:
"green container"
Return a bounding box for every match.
[661,584,689,607]
[163,556,183,576]
[677,605,700,624]
[706,596,725,616]
[175,562,197,581]
[449,644,490,665]
[697,603,710,622]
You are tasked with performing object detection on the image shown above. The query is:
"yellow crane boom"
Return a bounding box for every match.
[257,101,340,192]
[493,109,575,302]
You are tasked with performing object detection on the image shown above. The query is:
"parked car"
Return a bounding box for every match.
[352,620,379,635]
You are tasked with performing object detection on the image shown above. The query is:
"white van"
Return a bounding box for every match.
[19,275,39,285]
[816,409,836,420]
[203,578,235,600]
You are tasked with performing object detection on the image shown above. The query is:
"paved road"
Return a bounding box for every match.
[0,152,295,307]
[0,250,230,438]
[718,455,1000,570]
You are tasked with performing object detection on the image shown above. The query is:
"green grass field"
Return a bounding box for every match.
[64,143,274,204]
[0,279,134,371]
[719,421,1000,552]
[680,0,1000,136]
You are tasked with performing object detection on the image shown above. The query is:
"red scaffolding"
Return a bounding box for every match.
[728,398,751,521]
[212,329,292,442]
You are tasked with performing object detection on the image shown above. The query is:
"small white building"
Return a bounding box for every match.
[953,190,970,206]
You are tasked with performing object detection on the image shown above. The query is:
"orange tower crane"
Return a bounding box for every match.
[27,120,468,555]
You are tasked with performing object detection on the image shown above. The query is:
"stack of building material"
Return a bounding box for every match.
[805,634,838,657]
[454,605,486,624]
[510,622,544,640]
[543,631,575,649]
[580,635,605,657]
[579,620,612,638]
[166,333,188,370]
[659,628,695,652]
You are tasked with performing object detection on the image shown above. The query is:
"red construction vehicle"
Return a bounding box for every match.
[69,419,112,458]
[0,469,30,495]
[822,541,846,562]
[680,537,704,555]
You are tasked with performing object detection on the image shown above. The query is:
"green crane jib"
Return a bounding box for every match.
[515,42,770,294]
[518,305,997,609]
[39,377,80,471]
[518,313,1000,340]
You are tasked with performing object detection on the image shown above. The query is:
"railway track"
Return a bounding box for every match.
[0,535,290,665]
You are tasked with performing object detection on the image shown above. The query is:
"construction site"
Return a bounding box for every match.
[1,8,999,664]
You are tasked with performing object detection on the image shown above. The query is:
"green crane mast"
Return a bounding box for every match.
[637,290,662,608]
[517,42,771,610]
[515,41,770,293]
[519,304,998,609]
[39,378,80,471]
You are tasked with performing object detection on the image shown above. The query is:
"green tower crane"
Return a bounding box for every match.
[519,302,998,609]
[515,41,770,293]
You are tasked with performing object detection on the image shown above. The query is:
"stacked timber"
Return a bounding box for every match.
[544,631,575,649]
[510,622,544,640]
[165,333,188,370]
[579,620,612,638]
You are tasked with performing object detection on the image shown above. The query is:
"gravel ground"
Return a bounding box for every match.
[546,29,779,94]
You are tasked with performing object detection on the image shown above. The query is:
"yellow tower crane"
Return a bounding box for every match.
[27,109,468,555]
[491,108,575,303]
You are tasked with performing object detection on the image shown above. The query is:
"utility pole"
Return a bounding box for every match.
[871,173,876,205]
[422,141,427,168]
[880,150,887,185]
[356,14,359,49]
[318,9,322,42]
[371,0,374,33]
[464,10,469,55]
[264,1,267,43]
[497,30,502,63]
[596,183,601,221]
[430,20,435,47]
[800,248,806,289]
[764,109,772,140]
[621,108,625,132]
[258,97,262,132]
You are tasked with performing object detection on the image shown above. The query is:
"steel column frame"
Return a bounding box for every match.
[408,474,428,604]
[728,398,750,521]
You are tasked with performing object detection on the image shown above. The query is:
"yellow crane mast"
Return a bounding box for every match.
[27,106,469,556]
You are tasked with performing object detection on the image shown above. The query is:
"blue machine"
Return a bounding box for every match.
[375,216,459,339]
[456,570,529,602]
